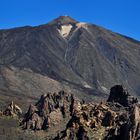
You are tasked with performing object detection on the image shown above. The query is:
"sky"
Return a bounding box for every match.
[0,0,140,40]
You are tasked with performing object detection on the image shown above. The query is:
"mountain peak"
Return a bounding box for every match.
[49,15,78,25]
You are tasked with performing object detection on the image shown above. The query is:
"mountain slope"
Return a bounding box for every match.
[0,16,140,106]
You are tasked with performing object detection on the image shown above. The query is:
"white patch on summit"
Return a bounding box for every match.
[58,24,73,38]
[76,22,88,29]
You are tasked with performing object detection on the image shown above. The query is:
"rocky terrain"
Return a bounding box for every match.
[21,91,75,130]
[1,85,140,140]
[55,85,139,140]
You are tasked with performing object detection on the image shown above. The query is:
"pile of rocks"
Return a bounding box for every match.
[20,85,140,140]
[55,85,140,140]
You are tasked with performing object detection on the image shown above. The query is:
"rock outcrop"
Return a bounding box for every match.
[107,85,138,107]
[3,101,22,117]
[55,85,140,140]
[20,85,140,140]
[21,91,79,130]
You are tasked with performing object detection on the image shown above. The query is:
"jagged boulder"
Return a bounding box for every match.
[21,104,43,130]
[21,91,78,130]
[36,91,75,117]
[3,101,22,117]
[107,85,138,107]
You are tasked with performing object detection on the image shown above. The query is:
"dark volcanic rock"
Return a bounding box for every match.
[107,85,138,107]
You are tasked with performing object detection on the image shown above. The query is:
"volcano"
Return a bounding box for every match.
[0,16,140,107]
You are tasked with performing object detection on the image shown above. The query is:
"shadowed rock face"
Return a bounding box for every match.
[0,16,140,104]
[107,85,138,107]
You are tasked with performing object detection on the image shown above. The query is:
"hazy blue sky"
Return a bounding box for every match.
[0,0,140,40]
